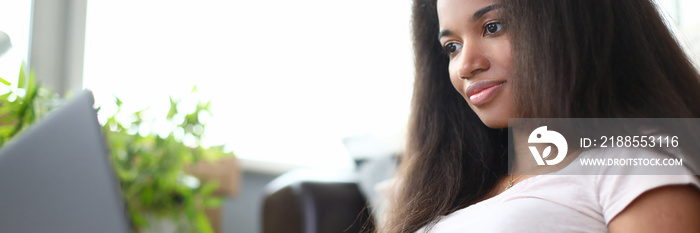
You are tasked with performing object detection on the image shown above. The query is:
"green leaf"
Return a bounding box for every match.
[0,77,10,86]
[204,197,223,208]
[114,95,123,107]
[141,187,154,205]
[26,70,37,99]
[18,63,26,88]
[0,125,15,136]
[195,212,214,233]
[0,91,11,101]
[184,202,197,220]
[167,97,178,119]
[129,210,149,228]
[199,181,219,196]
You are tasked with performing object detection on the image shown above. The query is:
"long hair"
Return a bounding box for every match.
[382,0,700,232]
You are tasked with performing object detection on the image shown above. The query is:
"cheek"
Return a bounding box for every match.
[448,63,465,92]
[494,40,514,73]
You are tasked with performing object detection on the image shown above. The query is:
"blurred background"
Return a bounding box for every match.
[0,0,698,233]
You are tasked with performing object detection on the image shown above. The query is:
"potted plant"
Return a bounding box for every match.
[0,65,238,233]
[105,88,239,233]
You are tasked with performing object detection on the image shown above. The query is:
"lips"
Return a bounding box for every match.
[465,80,506,106]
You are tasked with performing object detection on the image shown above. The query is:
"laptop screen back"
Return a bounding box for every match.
[0,91,129,233]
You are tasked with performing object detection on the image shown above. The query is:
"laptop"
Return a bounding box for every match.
[0,91,129,233]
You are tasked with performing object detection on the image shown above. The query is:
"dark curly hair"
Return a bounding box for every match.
[382,0,700,232]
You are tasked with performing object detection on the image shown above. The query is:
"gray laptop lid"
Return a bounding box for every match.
[0,91,129,233]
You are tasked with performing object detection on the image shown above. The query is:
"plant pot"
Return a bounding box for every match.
[140,213,188,233]
[184,156,241,233]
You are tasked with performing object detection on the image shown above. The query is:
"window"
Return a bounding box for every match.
[656,0,700,66]
[66,0,700,171]
[657,0,700,26]
[0,1,32,89]
[83,1,414,170]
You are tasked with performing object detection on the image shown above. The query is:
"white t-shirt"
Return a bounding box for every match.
[416,147,700,233]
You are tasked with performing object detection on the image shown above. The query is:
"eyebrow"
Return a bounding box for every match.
[438,30,452,41]
[470,4,501,22]
[438,4,502,41]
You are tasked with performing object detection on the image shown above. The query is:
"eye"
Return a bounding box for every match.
[484,22,503,35]
[443,42,463,56]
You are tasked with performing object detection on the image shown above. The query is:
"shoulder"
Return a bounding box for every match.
[608,183,700,233]
[582,147,700,231]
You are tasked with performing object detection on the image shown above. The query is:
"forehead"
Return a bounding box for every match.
[437,0,498,27]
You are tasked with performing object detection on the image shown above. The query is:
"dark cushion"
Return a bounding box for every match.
[263,173,374,233]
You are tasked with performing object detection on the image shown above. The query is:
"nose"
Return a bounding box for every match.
[456,41,490,80]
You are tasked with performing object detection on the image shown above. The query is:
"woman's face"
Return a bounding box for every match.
[437,0,515,128]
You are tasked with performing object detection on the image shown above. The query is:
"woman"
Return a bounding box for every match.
[381,0,700,232]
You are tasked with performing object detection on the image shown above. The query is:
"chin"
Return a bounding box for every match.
[465,85,514,129]
[469,99,513,129]
[471,102,513,129]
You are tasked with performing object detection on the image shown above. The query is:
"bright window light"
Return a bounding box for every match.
[0,1,31,89]
[83,1,414,170]
[655,0,700,67]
